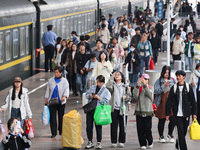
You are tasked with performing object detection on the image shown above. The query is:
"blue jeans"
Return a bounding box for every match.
[140,56,150,75]
[185,56,193,72]
[76,73,87,95]
[129,73,139,87]
[11,107,24,128]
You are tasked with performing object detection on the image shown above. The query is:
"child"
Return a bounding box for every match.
[3,118,31,150]
[132,74,154,149]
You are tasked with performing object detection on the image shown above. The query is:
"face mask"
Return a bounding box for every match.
[130,48,135,52]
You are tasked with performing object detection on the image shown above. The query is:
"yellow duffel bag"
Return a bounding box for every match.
[62,110,84,149]
[189,118,200,140]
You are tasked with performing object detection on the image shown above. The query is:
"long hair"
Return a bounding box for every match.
[159,65,171,85]
[99,51,108,62]
[114,71,125,84]
[12,82,23,100]
[55,37,62,56]
[120,28,128,38]
[71,43,77,52]
[59,39,67,54]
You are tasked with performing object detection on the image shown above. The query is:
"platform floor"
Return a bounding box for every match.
[0,52,200,150]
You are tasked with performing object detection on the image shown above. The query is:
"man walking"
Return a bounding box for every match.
[166,70,197,150]
[42,25,57,72]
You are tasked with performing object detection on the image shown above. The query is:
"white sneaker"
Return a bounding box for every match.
[111,143,117,148]
[159,136,166,143]
[119,143,124,148]
[166,135,175,143]
[141,146,146,149]
[85,141,94,149]
[148,143,153,149]
[96,142,102,149]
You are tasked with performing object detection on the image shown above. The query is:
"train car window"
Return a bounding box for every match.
[20,27,25,56]
[62,18,66,39]
[26,26,29,54]
[82,14,85,34]
[70,16,74,38]
[88,13,91,32]
[13,29,19,59]
[91,11,95,32]
[52,20,57,34]
[6,31,11,61]
[57,19,61,37]
[78,15,82,36]
[66,17,70,39]
[41,23,44,49]
[85,13,88,33]
[74,15,78,35]
[0,32,3,63]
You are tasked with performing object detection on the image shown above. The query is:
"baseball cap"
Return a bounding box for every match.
[142,74,150,79]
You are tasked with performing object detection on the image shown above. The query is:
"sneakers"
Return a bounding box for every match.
[167,135,175,143]
[119,143,124,148]
[159,136,166,143]
[85,141,94,149]
[140,146,146,149]
[111,143,117,148]
[95,142,102,149]
[148,143,153,149]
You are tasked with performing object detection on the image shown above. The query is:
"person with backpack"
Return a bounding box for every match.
[166,70,197,150]
[106,71,131,148]
[132,74,154,150]
[85,75,111,149]
[137,33,153,76]
[154,66,176,143]
[194,36,200,65]
[184,32,195,72]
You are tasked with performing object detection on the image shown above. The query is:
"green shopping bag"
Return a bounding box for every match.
[94,103,112,125]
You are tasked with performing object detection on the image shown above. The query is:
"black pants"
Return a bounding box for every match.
[136,115,153,147]
[175,116,190,150]
[158,116,176,137]
[86,110,102,142]
[110,109,127,143]
[197,91,200,123]
[69,73,77,94]
[44,45,54,72]
[49,104,65,136]
[152,49,159,64]
[172,54,181,61]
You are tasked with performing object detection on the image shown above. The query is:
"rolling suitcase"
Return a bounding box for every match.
[62,101,83,149]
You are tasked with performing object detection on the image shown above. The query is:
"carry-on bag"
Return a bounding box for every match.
[41,105,50,125]
[62,102,84,149]
[189,118,200,140]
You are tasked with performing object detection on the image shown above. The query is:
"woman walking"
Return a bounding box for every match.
[154,66,176,143]
[106,71,131,148]
[0,77,32,127]
[45,66,69,138]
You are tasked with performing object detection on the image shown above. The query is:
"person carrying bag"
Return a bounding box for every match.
[84,75,111,149]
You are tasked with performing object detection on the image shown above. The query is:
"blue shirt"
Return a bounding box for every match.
[73,36,80,44]
[41,31,57,46]
[108,18,115,26]
[84,59,97,80]
[51,78,61,103]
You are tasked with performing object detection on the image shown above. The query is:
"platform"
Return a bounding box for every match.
[0,52,200,150]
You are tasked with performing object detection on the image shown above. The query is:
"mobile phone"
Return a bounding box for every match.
[15,121,21,133]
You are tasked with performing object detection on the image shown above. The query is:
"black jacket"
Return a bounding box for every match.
[148,34,161,50]
[60,48,69,66]
[77,42,92,54]
[155,22,163,37]
[3,133,31,150]
[124,52,141,74]
[166,82,197,117]
[76,52,90,74]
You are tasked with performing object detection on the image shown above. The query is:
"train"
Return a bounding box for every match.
[0,0,147,90]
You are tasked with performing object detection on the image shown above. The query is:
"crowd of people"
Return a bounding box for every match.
[0,3,200,150]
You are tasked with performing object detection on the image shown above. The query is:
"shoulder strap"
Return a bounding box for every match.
[97,86,106,96]
[171,77,175,84]
[88,60,92,69]
[186,83,189,92]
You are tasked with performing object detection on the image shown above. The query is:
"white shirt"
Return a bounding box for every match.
[177,86,184,116]
[72,51,76,60]
[188,40,193,57]
[12,94,21,109]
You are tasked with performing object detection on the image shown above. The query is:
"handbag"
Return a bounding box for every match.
[93,103,112,125]
[83,86,105,114]
[24,119,34,139]
[189,118,200,140]
[49,89,59,106]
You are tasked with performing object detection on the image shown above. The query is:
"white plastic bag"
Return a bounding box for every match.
[41,105,50,125]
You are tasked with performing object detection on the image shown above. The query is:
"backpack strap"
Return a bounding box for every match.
[173,83,189,93]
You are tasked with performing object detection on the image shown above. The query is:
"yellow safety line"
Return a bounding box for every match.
[0,55,31,71]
